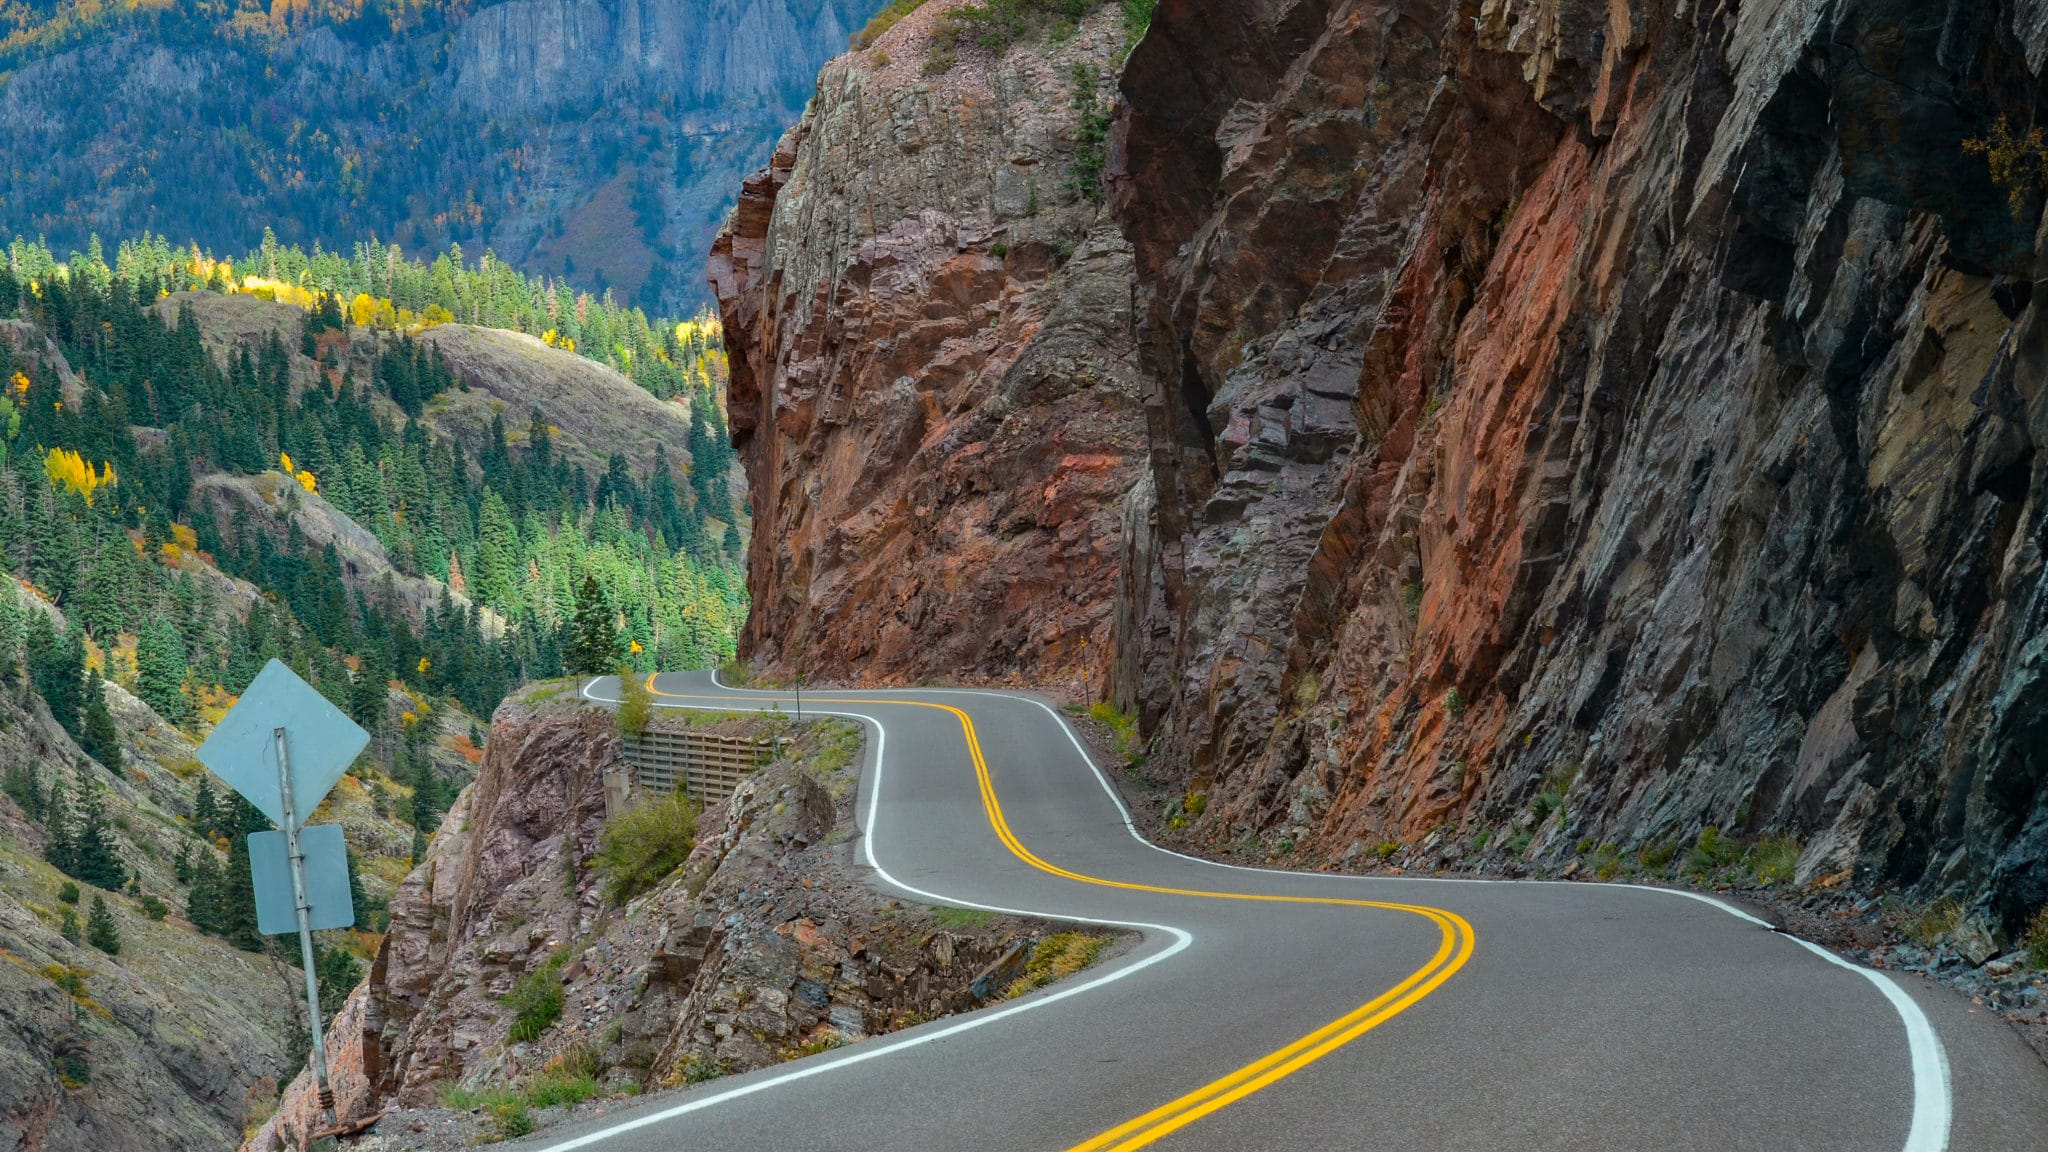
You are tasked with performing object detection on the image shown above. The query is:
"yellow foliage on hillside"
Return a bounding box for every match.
[238,274,320,309]
[43,447,115,503]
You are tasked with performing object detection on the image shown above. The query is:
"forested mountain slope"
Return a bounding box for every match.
[0,235,747,1147]
[0,0,885,313]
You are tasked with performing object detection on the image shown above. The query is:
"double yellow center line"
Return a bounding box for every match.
[645,677,1474,1150]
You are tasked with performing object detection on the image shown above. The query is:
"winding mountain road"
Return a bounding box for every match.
[538,671,2048,1151]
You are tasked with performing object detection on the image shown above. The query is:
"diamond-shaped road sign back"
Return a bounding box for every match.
[249,824,355,935]
[195,659,370,828]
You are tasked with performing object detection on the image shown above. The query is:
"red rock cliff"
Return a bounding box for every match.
[1111,0,2048,934]
[717,0,2048,936]
[712,1,1147,684]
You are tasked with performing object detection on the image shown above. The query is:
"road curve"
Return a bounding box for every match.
[525,671,2048,1152]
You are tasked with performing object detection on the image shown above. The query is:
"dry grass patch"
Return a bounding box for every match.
[1005,932,1110,998]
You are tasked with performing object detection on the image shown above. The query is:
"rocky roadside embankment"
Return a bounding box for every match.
[251,686,1117,1151]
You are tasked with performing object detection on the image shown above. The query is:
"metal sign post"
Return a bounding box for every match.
[275,726,337,1129]
[196,659,369,1141]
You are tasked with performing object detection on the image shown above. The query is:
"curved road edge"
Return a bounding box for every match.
[552,673,1954,1152]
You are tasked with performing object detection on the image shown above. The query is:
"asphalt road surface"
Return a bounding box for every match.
[528,671,2048,1152]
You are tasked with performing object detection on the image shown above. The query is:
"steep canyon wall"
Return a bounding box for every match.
[714,2,1147,680]
[721,0,2048,935]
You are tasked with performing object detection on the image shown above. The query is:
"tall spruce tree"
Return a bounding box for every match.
[193,775,220,839]
[2,759,43,822]
[85,894,120,955]
[26,614,83,735]
[80,670,122,772]
[43,782,76,875]
[214,794,267,951]
[134,617,189,723]
[66,785,129,891]
[564,575,616,675]
[0,574,22,680]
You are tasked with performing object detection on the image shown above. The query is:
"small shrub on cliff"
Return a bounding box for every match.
[852,0,927,48]
[1120,0,1155,40]
[1066,63,1111,203]
[1901,899,1963,948]
[504,951,569,1043]
[2023,907,2048,970]
[1637,840,1678,872]
[938,0,1093,53]
[1682,826,1744,878]
[1745,836,1801,887]
[1088,702,1143,766]
[523,1066,601,1110]
[615,664,653,742]
[591,789,702,905]
[1963,116,2048,216]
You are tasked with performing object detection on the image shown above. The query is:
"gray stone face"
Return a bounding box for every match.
[0,0,882,313]
[1108,0,2048,934]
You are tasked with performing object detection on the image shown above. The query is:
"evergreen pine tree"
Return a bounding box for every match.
[409,761,447,834]
[193,775,220,839]
[214,794,267,951]
[410,826,427,864]
[186,847,222,933]
[59,904,80,944]
[564,575,616,674]
[85,894,120,955]
[315,945,361,1017]
[26,615,84,735]
[346,846,367,922]
[134,617,190,723]
[1,758,43,822]
[43,782,76,876]
[69,785,129,891]
[0,575,22,680]
[80,670,123,772]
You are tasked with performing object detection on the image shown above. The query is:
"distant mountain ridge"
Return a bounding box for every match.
[0,0,883,313]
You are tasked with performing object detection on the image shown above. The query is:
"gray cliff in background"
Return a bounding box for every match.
[0,0,882,313]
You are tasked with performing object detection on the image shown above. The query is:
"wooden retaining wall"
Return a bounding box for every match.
[622,727,783,802]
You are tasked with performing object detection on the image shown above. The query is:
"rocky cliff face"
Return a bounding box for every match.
[724,0,2048,938]
[1113,0,2048,935]
[713,0,1147,681]
[0,584,301,1152]
[0,0,881,313]
[253,692,1064,1149]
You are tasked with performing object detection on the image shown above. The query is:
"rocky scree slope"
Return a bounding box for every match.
[253,688,1092,1150]
[714,0,1148,682]
[0,674,298,1152]
[0,576,449,1152]
[722,0,2048,943]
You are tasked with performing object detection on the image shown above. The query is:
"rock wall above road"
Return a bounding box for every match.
[713,0,1147,685]
[721,0,2048,938]
[1110,0,2048,936]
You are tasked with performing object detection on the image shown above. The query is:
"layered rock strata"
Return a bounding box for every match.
[1109,0,2048,935]
[723,0,2048,937]
[713,0,1147,682]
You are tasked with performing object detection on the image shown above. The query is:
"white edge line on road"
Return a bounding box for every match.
[706,674,1954,1152]
[536,679,1194,1152]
